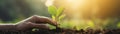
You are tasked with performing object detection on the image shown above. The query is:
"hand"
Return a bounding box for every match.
[16,22,50,31]
[18,15,57,26]
[0,15,58,31]
[15,15,58,31]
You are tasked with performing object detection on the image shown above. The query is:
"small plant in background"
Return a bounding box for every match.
[117,22,120,28]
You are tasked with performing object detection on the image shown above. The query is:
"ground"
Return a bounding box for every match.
[0,28,120,34]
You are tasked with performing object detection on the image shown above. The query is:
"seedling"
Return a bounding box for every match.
[48,5,65,23]
[47,5,65,29]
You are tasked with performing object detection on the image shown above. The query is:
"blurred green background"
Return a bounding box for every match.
[0,0,50,23]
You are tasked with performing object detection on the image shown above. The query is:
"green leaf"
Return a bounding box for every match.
[48,5,57,15]
[56,7,64,16]
[47,24,56,29]
[52,15,56,21]
[32,28,39,31]
[58,14,66,21]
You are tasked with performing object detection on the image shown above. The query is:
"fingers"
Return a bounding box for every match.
[17,15,58,27]
[32,15,58,26]
[16,22,34,31]
[32,23,50,30]
[0,24,16,31]
[17,15,36,23]
[16,22,51,31]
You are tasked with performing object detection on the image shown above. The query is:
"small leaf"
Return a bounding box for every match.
[32,28,39,31]
[52,15,56,21]
[58,14,66,21]
[48,5,57,15]
[47,24,56,29]
[56,7,64,17]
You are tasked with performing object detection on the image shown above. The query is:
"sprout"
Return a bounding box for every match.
[48,5,65,23]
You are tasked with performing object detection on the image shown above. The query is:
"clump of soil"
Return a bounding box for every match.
[0,28,120,34]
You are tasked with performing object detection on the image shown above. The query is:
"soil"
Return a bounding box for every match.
[0,28,120,34]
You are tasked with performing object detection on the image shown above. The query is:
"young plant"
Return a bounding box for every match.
[47,5,65,29]
[48,5,65,23]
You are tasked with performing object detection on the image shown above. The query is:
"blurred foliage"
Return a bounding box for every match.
[47,5,120,30]
[0,0,49,23]
[117,22,120,28]
[87,20,95,28]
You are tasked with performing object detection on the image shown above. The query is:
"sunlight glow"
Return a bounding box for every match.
[52,0,119,30]
[45,0,54,7]
[66,0,86,5]
[63,0,91,19]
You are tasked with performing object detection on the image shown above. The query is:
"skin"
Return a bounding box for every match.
[0,15,58,31]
